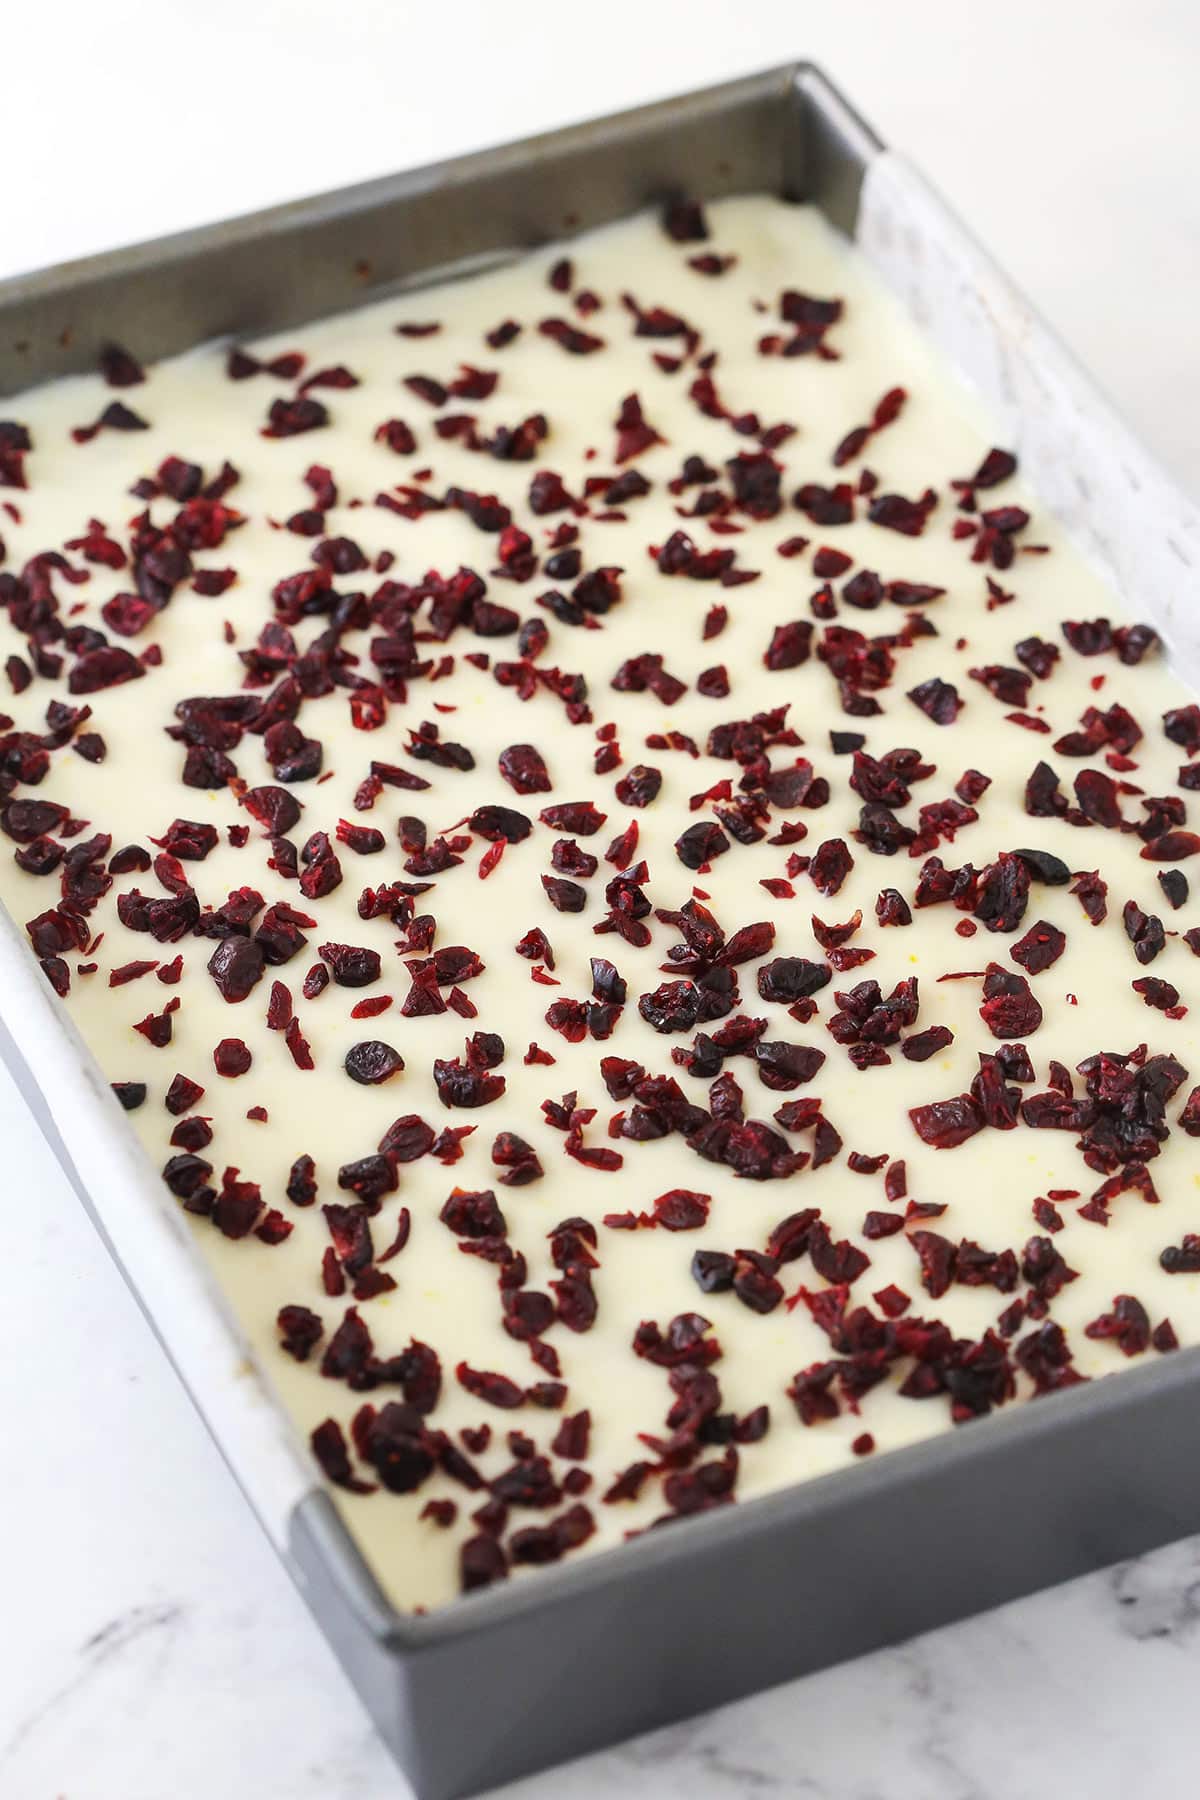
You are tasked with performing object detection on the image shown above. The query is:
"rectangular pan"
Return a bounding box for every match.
[3,63,1200,1800]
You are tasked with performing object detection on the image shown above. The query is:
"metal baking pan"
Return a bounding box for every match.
[3,63,1200,1800]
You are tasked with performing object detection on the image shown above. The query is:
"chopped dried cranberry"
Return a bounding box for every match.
[213,1038,252,1077]
[675,820,729,870]
[908,678,962,725]
[319,941,382,987]
[278,1305,323,1361]
[1133,976,1181,1012]
[909,1093,984,1148]
[764,620,813,671]
[344,1041,404,1085]
[433,1050,505,1109]
[1123,900,1166,965]
[980,964,1043,1038]
[539,318,605,355]
[456,1363,525,1409]
[1010,920,1066,974]
[1071,869,1108,925]
[498,743,551,794]
[809,838,853,895]
[470,803,532,842]
[208,936,268,1008]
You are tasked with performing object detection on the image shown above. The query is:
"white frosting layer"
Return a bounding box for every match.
[0,196,1198,1612]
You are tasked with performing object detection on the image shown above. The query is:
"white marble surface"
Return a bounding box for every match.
[4,3,1200,1795]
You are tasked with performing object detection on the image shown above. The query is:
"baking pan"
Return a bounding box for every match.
[3,63,1200,1800]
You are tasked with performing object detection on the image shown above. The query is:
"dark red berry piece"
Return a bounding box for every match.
[345,1041,404,1085]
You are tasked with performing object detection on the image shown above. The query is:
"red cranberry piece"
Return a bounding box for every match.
[433,1054,505,1109]
[539,800,607,836]
[1024,761,1067,819]
[319,941,382,987]
[1062,617,1114,657]
[1161,1234,1200,1274]
[973,853,1031,933]
[469,803,532,842]
[2,799,69,842]
[1159,869,1189,910]
[1164,704,1200,755]
[277,1305,323,1361]
[1123,900,1166,965]
[615,764,662,807]
[279,1155,316,1208]
[243,785,302,836]
[162,1074,204,1116]
[213,1038,252,1077]
[979,964,1043,1038]
[1074,767,1123,828]
[356,1403,434,1495]
[538,319,605,355]
[344,1041,404,1085]
[498,743,551,794]
[1085,1295,1151,1356]
[461,1535,508,1591]
[686,1250,733,1294]
[263,396,329,438]
[908,678,962,725]
[153,818,220,862]
[809,838,853,895]
[663,197,709,241]
[764,620,813,671]
[868,490,936,535]
[542,874,588,914]
[492,1132,544,1187]
[909,1093,985,1148]
[1133,976,1181,1012]
[757,957,830,1003]
[337,1154,397,1202]
[1010,920,1066,974]
[753,1041,826,1091]
[207,936,265,1003]
[675,821,730,870]
[15,836,64,877]
[378,1115,436,1162]
[899,1025,953,1063]
[162,1151,213,1200]
[456,1363,525,1409]
[302,962,330,1001]
[1071,869,1108,925]
[875,888,913,927]
[1010,847,1071,887]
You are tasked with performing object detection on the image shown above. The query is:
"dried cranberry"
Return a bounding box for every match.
[498,743,551,794]
[319,942,382,988]
[908,678,962,725]
[757,958,830,1003]
[979,964,1043,1039]
[809,838,853,895]
[344,1041,404,1085]
[615,765,662,808]
[764,620,813,671]
[469,803,532,842]
[675,820,730,870]
[909,1093,984,1148]
[207,936,265,1003]
[1123,900,1166,965]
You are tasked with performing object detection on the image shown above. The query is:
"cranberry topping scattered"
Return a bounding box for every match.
[10,198,1200,1605]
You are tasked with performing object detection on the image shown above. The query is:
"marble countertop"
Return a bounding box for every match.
[4,4,1199,1795]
